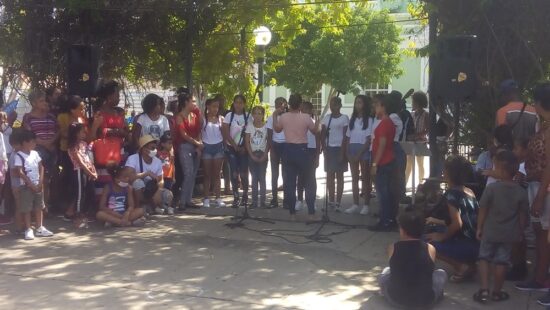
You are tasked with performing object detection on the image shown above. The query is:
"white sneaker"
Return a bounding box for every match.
[155,207,165,215]
[344,204,360,214]
[35,226,53,237]
[360,205,369,215]
[203,199,210,208]
[216,198,226,208]
[295,201,303,211]
[24,228,35,240]
[167,207,175,215]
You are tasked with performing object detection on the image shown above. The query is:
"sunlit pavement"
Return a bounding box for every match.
[0,156,543,309]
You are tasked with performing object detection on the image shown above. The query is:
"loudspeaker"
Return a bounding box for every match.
[432,36,477,101]
[67,45,99,98]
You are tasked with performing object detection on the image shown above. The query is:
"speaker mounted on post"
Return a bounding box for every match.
[67,45,99,98]
[432,35,478,102]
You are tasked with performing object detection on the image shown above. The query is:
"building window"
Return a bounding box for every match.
[311,91,323,114]
[364,83,389,97]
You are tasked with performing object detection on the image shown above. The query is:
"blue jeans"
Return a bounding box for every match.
[178,143,199,205]
[283,144,315,215]
[375,160,396,225]
[270,142,286,201]
[226,146,249,198]
[297,148,317,214]
[249,151,267,205]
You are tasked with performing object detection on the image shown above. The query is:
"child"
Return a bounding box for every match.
[474,150,529,302]
[14,129,54,240]
[344,95,372,215]
[296,101,320,213]
[158,132,175,190]
[22,89,59,213]
[245,106,269,208]
[321,97,349,211]
[201,98,226,208]
[96,166,145,227]
[378,209,447,308]
[67,123,98,228]
[6,129,23,232]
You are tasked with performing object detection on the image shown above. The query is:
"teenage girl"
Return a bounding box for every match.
[344,95,373,215]
[201,98,226,208]
[245,106,269,208]
[222,95,250,207]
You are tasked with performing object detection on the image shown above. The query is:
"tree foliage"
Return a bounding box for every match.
[418,0,550,147]
[268,5,402,100]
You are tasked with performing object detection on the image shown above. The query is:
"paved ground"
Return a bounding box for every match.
[0,158,546,309]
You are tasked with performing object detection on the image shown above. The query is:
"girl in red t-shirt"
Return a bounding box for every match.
[175,93,202,209]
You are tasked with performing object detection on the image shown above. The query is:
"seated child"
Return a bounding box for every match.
[473,150,529,302]
[157,132,175,190]
[14,129,54,240]
[96,166,145,227]
[378,209,447,308]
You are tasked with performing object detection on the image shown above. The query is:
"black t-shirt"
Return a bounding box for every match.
[388,240,435,307]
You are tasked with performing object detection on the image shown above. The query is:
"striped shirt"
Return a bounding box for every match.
[496,101,538,141]
[22,113,58,141]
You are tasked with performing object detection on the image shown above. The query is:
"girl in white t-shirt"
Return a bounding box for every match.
[344,95,373,215]
[222,95,250,207]
[132,93,170,151]
[201,98,226,208]
[245,106,269,208]
[321,97,349,211]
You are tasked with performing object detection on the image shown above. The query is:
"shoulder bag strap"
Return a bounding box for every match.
[138,154,143,173]
[510,102,527,129]
[326,114,333,144]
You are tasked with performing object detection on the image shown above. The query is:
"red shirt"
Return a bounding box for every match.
[176,111,201,145]
[373,117,396,166]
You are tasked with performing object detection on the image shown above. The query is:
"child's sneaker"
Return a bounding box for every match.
[216,198,226,208]
[203,199,210,208]
[344,204,360,214]
[166,207,175,215]
[35,226,53,237]
[24,228,35,240]
[360,205,369,215]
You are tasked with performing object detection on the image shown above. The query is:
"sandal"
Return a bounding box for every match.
[473,289,490,303]
[491,291,509,302]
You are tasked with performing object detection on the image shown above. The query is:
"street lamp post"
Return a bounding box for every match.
[253,26,272,103]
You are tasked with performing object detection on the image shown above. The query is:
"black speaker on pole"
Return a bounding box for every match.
[67,45,99,98]
[432,35,477,101]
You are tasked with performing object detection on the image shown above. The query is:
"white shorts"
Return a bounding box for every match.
[528,182,550,230]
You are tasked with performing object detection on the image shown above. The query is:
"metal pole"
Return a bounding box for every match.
[428,11,438,177]
[257,45,265,103]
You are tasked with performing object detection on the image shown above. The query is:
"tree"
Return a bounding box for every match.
[416,0,550,147]
[268,5,402,115]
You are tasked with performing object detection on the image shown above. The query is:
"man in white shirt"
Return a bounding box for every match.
[266,97,287,208]
[126,135,173,215]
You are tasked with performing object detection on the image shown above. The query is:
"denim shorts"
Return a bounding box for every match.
[478,241,513,265]
[203,142,225,160]
[347,143,370,161]
[431,236,479,263]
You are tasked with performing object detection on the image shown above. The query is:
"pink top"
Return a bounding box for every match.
[277,113,315,144]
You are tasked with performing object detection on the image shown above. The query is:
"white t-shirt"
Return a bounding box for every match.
[223,112,248,145]
[125,153,163,182]
[137,114,170,140]
[202,117,223,144]
[389,113,403,142]
[307,117,317,149]
[266,115,286,143]
[14,150,41,186]
[2,126,12,156]
[346,117,372,144]
[322,114,349,147]
[245,123,268,152]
